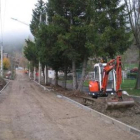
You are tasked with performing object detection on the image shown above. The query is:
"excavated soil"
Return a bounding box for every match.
[50,85,140,130]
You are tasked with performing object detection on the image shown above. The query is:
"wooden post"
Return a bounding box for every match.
[45,65,47,84]
[39,61,41,84]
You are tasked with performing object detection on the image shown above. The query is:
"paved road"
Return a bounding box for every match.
[0,71,139,140]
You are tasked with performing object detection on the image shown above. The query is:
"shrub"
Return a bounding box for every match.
[127,73,137,79]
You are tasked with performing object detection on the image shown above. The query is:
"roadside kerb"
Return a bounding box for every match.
[62,96,140,137]
[130,95,140,103]
[0,80,10,93]
[33,80,51,92]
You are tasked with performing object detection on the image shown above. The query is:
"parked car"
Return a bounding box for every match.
[130,68,138,73]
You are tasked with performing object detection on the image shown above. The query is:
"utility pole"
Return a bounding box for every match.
[38,12,48,84]
[38,14,42,84]
[0,43,3,77]
[39,61,41,84]
[45,13,48,84]
[45,66,47,84]
[29,61,31,79]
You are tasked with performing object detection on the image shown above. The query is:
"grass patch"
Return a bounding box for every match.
[121,79,136,89]
[66,80,72,83]
[121,79,140,96]
[124,89,140,96]
[84,80,89,87]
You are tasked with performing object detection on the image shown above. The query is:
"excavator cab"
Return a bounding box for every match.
[89,63,116,98]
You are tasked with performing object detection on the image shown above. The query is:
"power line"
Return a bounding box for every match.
[0,0,3,77]
[0,0,3,44]
[3,0,8,34]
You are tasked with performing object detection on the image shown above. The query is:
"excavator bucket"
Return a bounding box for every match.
[106,97,135,110]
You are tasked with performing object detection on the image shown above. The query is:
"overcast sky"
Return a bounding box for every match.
[0,0,47,50]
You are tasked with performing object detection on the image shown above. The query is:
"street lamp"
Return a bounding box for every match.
[11,18,29,26]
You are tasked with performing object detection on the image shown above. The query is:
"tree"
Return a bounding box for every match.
[24,39,38,67]
[93,0,131,58]
[47,0,95,90]
[3,58,10,70]
[124,0,140,89]
[37,22,71,86]
[30,0,46,37]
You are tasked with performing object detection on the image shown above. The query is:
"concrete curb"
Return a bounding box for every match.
[62,96,140,137]
[33,80,51,92]
[130,95,140,98]
[130,95,140,103]
[0,80,10,93]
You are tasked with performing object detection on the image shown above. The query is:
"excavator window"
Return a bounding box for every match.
[94,66,100,81]
[108,71,113,80]
[107,70,114,89]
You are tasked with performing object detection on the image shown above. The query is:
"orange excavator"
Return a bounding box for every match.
[89,56,135,109]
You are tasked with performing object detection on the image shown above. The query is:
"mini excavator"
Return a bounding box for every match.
[89,56,135,109]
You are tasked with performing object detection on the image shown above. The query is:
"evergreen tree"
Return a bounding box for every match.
[30,0,46,37]
[24,39,38,67]
[47,0,95,90]
[93,0,131,58]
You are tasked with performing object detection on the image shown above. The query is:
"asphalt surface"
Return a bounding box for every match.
[0,70,139,140]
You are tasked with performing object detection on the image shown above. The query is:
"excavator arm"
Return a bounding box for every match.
[101,56,122,99]
[115,56,122,98]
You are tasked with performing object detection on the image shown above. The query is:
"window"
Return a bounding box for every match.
[94,66,99,81]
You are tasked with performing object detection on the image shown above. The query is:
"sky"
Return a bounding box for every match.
[0,0,47,51]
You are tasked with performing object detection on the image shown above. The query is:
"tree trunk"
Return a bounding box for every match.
[42,66,45,83]
[135,49,140,89]
[72,60,77,90]
[77,56,88,91]
[45,66,49,85]
[55,70,58,86]
[63,67,67,89]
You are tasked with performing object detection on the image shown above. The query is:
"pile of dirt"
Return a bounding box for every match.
[0,77,6,90]
[51,85,140,130]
